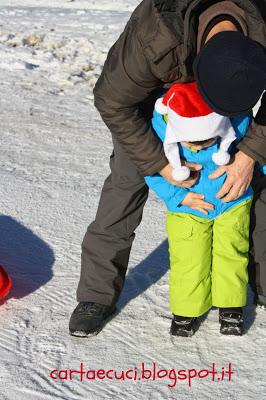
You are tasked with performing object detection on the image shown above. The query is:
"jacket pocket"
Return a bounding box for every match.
[147,45,183,82]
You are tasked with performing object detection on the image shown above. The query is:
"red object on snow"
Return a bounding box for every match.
[0,265,12,299]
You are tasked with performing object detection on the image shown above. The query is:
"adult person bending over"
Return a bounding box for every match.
[69,0,266,337]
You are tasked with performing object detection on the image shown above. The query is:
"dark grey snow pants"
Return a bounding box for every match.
[77,136,149,305]
[77,140,266,306]
[249,168,266,302]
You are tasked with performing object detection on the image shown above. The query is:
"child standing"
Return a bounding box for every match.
[145,82,263,337]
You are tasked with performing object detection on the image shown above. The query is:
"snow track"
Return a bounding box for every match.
[0,1,265,399]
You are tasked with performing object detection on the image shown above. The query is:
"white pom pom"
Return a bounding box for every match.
[212,150,231,166]
[155,98,168,115]
[172,166,191,182]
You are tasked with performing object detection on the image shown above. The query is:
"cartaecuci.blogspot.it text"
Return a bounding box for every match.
[50,362,234,388]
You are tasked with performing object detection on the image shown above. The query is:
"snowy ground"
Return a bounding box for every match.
[0,1,265,399]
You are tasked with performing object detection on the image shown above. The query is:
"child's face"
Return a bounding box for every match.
[181,137,218,151]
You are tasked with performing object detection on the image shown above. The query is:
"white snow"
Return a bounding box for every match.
[0,1,265,399]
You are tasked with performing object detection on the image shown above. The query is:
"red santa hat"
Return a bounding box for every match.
[155,82,236,181]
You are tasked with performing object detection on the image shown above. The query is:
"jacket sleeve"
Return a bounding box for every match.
[144,174,188,208]
[237,92,266,164]
[93,19,169,177]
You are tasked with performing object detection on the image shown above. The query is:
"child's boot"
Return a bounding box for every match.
[219,307,244,336]
[170,315,198,337]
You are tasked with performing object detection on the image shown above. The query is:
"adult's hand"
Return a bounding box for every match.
[209,151,255,203]
[159,162,202,188]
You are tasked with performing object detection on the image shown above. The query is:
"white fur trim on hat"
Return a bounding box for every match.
[165,107,227,142]
[155,97,168,115]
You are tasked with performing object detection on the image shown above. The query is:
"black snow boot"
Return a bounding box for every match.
[255,294,266,310]
[170,315,198,337]
[219,307,244,336]
[69,302,116,337]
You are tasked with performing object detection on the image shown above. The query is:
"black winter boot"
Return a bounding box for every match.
[170,315,199,337]
[255,294,266,310]
[219,307,244,336]
[69,302,116,337]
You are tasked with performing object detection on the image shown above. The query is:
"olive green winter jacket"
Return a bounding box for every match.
[93,0,266,176]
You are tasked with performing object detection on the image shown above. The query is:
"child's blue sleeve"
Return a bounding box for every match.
[144,174,188,208]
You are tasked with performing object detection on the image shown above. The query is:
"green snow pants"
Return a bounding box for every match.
[166,199,252,317]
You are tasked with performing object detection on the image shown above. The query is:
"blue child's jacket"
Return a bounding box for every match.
[144,110,261,220]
